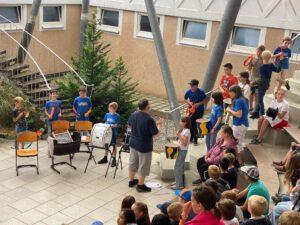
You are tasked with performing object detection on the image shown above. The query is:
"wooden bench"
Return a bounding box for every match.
[284,124,300,143]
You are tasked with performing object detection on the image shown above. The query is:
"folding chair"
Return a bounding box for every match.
[51,120,70,134]
[74,121,96,165]
[15,131,39,176]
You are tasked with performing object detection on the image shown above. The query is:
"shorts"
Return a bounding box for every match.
[272,120,288,129]
[129,147,152,177]
[264,115,288,128]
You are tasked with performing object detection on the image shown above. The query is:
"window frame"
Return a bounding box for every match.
[0,5,26,30]
[98,8,122,35]
[40,5,66,30]
[284,30,300,63]
[228,25,266,54]
[134,12,164,40]
[176,18,212,48]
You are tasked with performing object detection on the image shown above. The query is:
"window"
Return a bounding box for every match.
[134,13,164,39]
[40,5,66,30]
[99,9,122,34]
[177,18,211,48]
[286,31,300,61]
[229,26,266,53]
[0,6,21,24]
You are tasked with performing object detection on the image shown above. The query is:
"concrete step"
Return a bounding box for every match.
[285,89,300,103]
[288,78,300,90]
[293,70,300,81]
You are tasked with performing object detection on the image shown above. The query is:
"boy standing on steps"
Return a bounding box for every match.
[73,86,92,121]
[45,89,62,136]
[98,102,120,167]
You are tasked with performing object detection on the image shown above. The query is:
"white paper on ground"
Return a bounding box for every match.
[145,182,162,189]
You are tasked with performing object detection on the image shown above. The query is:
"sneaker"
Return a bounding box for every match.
[136,184,151,192]
[97,156,108,164]
[128,179,139,187]
[192,178,202,186]
[285,80,290,90]
[111,157,116,167]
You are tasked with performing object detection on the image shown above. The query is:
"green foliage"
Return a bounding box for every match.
[0,76,43,130]
[56,13,138,125]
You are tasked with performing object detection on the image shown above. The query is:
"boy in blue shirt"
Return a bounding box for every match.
[98,102,120,167]
[273,36,292,91]
[45,89,62,136]
[73,86,92,121]
[184,79,206,146]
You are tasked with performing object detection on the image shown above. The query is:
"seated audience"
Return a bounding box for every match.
[193,125,238,185]
[132,202,151,225]
[251,88,289,144]
[221,190,244,222]
[121,195,136,210]
[273,142,300,172]
[175,189,196,221]
[157,202,171,215]
[179,185,224,225]
[151,214,171,225]
[224,153,238,188]
[167,202,183,225]
[207,165,230,193]
[237,166,270,218]
[220,157,237,189]
[205,179,221,201]
[117,209,136,225]
[242,195,272,225]
[278,211,300,225]
[217,198,239,225]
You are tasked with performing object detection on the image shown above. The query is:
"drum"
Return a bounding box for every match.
[223,98,232,106]
[91,123,112,148]
[165,143,180,159]
[196,118,210,136]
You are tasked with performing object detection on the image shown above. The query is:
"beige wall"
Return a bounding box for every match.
[103,11,299,101]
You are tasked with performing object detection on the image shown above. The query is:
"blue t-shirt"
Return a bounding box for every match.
[104,112,121,137]
[232,97,249,127]
[128,111,159,153]
[184,88,206,113]
[209,105,223,129]
[45,100,61,122]
[274,47,291,69]
[73,96,92,121]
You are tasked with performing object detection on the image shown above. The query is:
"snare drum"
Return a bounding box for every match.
[165,143,180,159]
[91,123,113,148]
[196,118,211,136]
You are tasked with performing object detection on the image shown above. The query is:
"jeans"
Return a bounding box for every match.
[205,132,218,151]
[197,156,209,181]
[269,201,292,225]
[46,119,52,137]
[174,150,187,188]
[190,110,204,143]
[254,88,267,116]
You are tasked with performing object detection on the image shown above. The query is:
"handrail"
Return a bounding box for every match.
[163,87,220,113]
[292,32,300,42]
[0,28,51,90]
[0,14,94,88]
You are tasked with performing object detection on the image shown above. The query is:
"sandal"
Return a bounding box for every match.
[272,161,283,166]
[251,139,262,144]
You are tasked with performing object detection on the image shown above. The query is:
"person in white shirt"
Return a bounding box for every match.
[172,117,191,190]
[251,88,289,144]
[238,71,251,103]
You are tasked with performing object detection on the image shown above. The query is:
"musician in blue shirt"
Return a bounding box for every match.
[73,86,92,121]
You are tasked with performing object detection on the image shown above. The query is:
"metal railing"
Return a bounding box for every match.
[0,14,94,89]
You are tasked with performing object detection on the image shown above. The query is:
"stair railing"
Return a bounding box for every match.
[0,14,94,90]
[0,27,51,90]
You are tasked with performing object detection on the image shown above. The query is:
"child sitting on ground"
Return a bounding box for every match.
[172,116,191,190]
[221,190,244,222]
[208,165,230,193]
[167,202,182,225]
[98,102,120,167]
[206,92,224,151]
[242,195,272,225]
[73,86,92,121]
[223,153,238,189]
[217,198,239,225]
[238,71,251,103]
[132,202,151,225]
[273,37,292,91]
[45,89,62,137]
[121,195,136,210]
[219,157,232,188]
[278,211,300,225]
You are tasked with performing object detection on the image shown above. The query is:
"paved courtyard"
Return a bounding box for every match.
[0,139,177,225]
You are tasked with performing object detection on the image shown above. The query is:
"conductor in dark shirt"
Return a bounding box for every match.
[128,99,163,192]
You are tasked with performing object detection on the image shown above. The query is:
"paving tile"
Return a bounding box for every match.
[0,194,15,207]
[42,212,74,225]
[5,187,35,201]
[69,216,96,225]
[92,189,121,202]
[60,204,91,220]
[41,174,65,185]
[70,186,98,198]
[46,181,75,195]
[36,201,65,216]
[77,196,107,210]
[3,218,26,225]
[9,197,40,212]
[54,193,82,207]
[23,180,51,192]
[29,190,58,203]
[16,209,48,224]
[0,206,21,223]
[87,207,117,223]
[2,177,27,190]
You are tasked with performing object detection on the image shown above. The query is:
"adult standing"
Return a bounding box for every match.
[128,99,163,192]
[184,79,206,145]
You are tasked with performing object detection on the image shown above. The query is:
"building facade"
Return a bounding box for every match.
[0,0,300,100]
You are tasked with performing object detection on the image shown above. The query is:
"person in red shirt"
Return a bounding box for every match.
[219,63,238,102]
